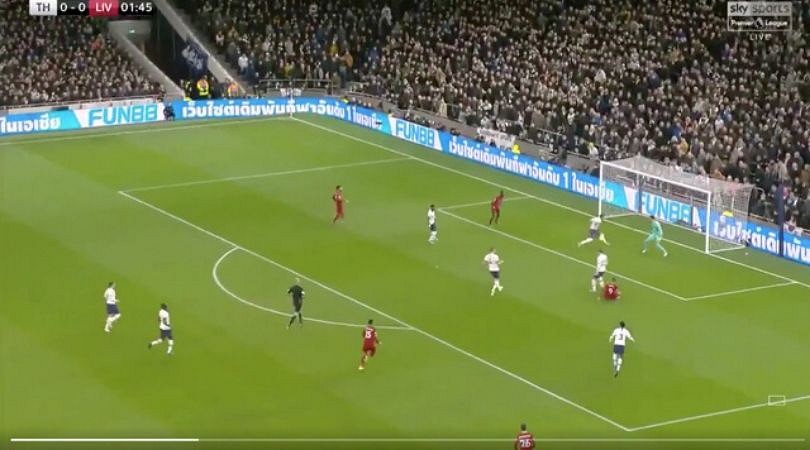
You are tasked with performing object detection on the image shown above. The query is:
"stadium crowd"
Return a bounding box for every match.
[177,0,809,228]
[0,0,163,107]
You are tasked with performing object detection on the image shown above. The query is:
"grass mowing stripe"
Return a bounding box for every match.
[439,208,687,301]
[683,281,798,301]
[212,247,413,330]
[0,117,287,147]
[123,157,412,193]
[293,116,809,289]
[118,190,632,432]
[626,394,810,432]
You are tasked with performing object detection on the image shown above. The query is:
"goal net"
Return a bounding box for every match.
[598,155,754,254]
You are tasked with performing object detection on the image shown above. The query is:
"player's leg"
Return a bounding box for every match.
[591,274,598,292]
[287,312,297,328]
[105,314,113,333]
[599,232,610,245]
[359,350,368,370]
[494,209,500,224]
[167,339,174,355]
[488,208,495,225]
[655,238,668,256]
[578,237,593,247]
[642,234,654,253]
[612,352,618,371]
[148,337,163,349]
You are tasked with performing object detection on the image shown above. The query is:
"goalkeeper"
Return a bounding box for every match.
[642,216,668,257]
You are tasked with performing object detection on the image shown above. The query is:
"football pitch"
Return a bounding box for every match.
[2,114,809,450]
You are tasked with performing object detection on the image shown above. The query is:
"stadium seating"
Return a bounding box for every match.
[0,0,163,107]
[173,0,809,229]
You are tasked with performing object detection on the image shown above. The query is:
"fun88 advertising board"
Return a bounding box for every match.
[0,103,165,137]
[611,189,810,265]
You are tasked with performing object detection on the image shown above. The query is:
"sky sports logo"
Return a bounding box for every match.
[727,1,792,33]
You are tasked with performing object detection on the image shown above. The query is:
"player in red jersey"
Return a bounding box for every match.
[332,185,345,223]
[603,277,621,301]
[489,190,505,225]
[514,423,535,450]
[358,319,380,371]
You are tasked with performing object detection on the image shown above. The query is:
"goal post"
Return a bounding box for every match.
[598,155,754,254]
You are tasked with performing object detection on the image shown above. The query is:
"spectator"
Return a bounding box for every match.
[0,0,162,106]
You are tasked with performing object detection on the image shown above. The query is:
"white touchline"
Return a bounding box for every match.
[213,247,412,331]
[10,438,200,442]
[0,116,287,147]
[118,190,631,432]
[625,394,810,432]
[439,208,687,301]
[11,437,806,443]
[124,157,412,193]
[294,117,810,290]
[683,281,798,301]
[197,437,806,443]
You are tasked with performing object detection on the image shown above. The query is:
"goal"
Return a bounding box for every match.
[598,155,754,254]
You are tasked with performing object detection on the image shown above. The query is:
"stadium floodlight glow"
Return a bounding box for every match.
[598,155,754,254]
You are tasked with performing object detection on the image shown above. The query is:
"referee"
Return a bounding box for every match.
[287,278,305,328]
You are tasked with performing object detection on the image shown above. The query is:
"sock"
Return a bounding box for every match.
[167,340,174,354]
[105,317,113,330]
[599,234,609,244]
[591,279,596,291]
[491,284,497,295]
[150,339,162,346]
[612,353,617,369]
[599,279,605,288]
[298,313,303,324]
[112,313,121,323]
[656,242,668,255]
[578,238,593,247]
[288,315,296,327]
[429,231,437,241]
[616,357,623,372]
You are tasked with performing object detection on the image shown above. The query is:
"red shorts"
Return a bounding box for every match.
[362,344,376,356]
[491,206,500,214]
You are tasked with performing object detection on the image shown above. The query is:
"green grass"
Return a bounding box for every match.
[1,115,809,450]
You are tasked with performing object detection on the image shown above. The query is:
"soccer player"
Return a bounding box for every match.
[514,423,535,450]
[609,321,635,377]
[642,215,668,256]
[287,278,305,328]
[358,319,380,371]
[427,204,438,244]
[489,190,505,225]
[591,249,608,292]
[483,248,504,296]
[578,214,610,247]
[332,185,345,223]
[148,303,174,355]
[103,281,121,333]
[603,277,621,301]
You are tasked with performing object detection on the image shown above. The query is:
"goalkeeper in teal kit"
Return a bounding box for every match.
[642,216,668,257]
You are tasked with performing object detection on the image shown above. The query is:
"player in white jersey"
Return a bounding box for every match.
[591,250,608,292]
[609,321,635,377]
[578,214,609,247]
[148,303,174,355]
[103,281,122,333]
[427,204,438,244]
[483,248,504,296]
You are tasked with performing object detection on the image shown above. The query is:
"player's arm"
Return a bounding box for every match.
[627,331,635,342]
[608,331,615,342]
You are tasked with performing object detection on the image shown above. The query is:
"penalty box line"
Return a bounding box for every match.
[438,207,687,302]
[683,281,798,301]
[118,190,631,432]
[442,200,797,303]
[293,117,810,291]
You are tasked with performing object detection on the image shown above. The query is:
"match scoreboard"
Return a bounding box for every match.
[29,0,155,16]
